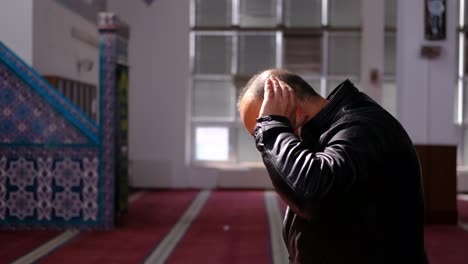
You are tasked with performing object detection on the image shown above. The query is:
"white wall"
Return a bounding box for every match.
[0,0,34,65]
[360,0,384,103]
[108,0,191,188]
[397,0,457,145]
[33,0,99,86]
[106,0,460,189]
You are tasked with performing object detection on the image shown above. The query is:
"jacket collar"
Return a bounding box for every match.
[300,79,360,145]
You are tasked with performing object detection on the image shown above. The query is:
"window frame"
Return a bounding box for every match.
[189,0,395,166]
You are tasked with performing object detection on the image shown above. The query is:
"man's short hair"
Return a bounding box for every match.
[237,69,320,109]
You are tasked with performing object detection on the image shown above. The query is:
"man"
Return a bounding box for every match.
[238,69,428,264]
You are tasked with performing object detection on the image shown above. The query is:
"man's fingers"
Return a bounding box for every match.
[277,77,293,96]
[271,76,282,97]
[275,78,294,104]
[264,78,274,100]
[281,81,296,108]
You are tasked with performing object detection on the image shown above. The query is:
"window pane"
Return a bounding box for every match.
[238,34,276,75]
[465,1,468,27]
[194,0,232,27]
[234,80,250,121]
[239,0,278,27]
[284,0,321,27]
[192,79,234,118]
[464,80,468,123]
[329,0,361,27]
[455,81,461,124]
[326,78,359,96]
[195,127,229,161]
[328,34,361,75]
[385,0,397,28]
[465,34,468,75]
[237,127,262,163]
[462,128,468,165]
[284,34,322,74]
[303,78,322,95]
[382,81,397,116]
[326,79,342,95]
[384,33,396,76]
[194,35,232,74]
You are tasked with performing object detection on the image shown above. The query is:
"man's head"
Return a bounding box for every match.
[238,69,326,135]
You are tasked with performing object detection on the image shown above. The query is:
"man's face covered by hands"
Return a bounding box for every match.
[239,75,305,136]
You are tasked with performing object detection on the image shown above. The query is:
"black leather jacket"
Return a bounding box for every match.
[254,80,428,264]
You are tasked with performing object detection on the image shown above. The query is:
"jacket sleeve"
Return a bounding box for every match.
[254,115,367,219]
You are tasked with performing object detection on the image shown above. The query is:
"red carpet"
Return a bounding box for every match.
[37,191,198,264]
[425,225,468,264]
[0,230,61,263]
[275,193,468,264]
[166,191,271,264]
[3,191,468,264]
[458,195,468,223]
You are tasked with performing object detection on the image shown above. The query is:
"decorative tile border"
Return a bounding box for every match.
[0,12,122,230]
[0,147,101,228]
[0,42,98,138]
[98,12,119,229]
[0,63,90,145]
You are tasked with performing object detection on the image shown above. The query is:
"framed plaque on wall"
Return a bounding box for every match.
[425,0,446,40]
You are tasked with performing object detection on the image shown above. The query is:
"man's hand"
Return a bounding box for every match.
[258,76,297,128]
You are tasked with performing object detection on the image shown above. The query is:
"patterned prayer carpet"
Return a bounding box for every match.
[1,191,468,264]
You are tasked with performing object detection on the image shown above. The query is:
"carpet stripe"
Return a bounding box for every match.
[459,194,468,201]
[36,191,197,264]
[9,191,145,264]
[129,191,145,203]
[460,222,468,232]
[143,190,211,264]
[265,191,289,264]
[11,230,80,264]
[165,191,271,264]
[0,230,61,264]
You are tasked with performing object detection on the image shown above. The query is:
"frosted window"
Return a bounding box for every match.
[329,0,361,27]
[464,80,468,123]
[239,0,278,27]
[326,79,359,96]
[382,81,397,116]
[328,34,361,75]
[462,120,468,165]
[463,129,468,165]
[284,0,321,27]
[284,34,322,74]
[238,34,276,75]
[303,78,322,95]
[465,35,468,75]
[465,1,468,27]
[327,79,343,96]
[237,127,262,163]
[235,83,248,121]
[192,79,234,118]
[195,127,229,161]
[385,0,397,28]
[194,35,232,74]
[194,0,232,27]
[384,34,396,76]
